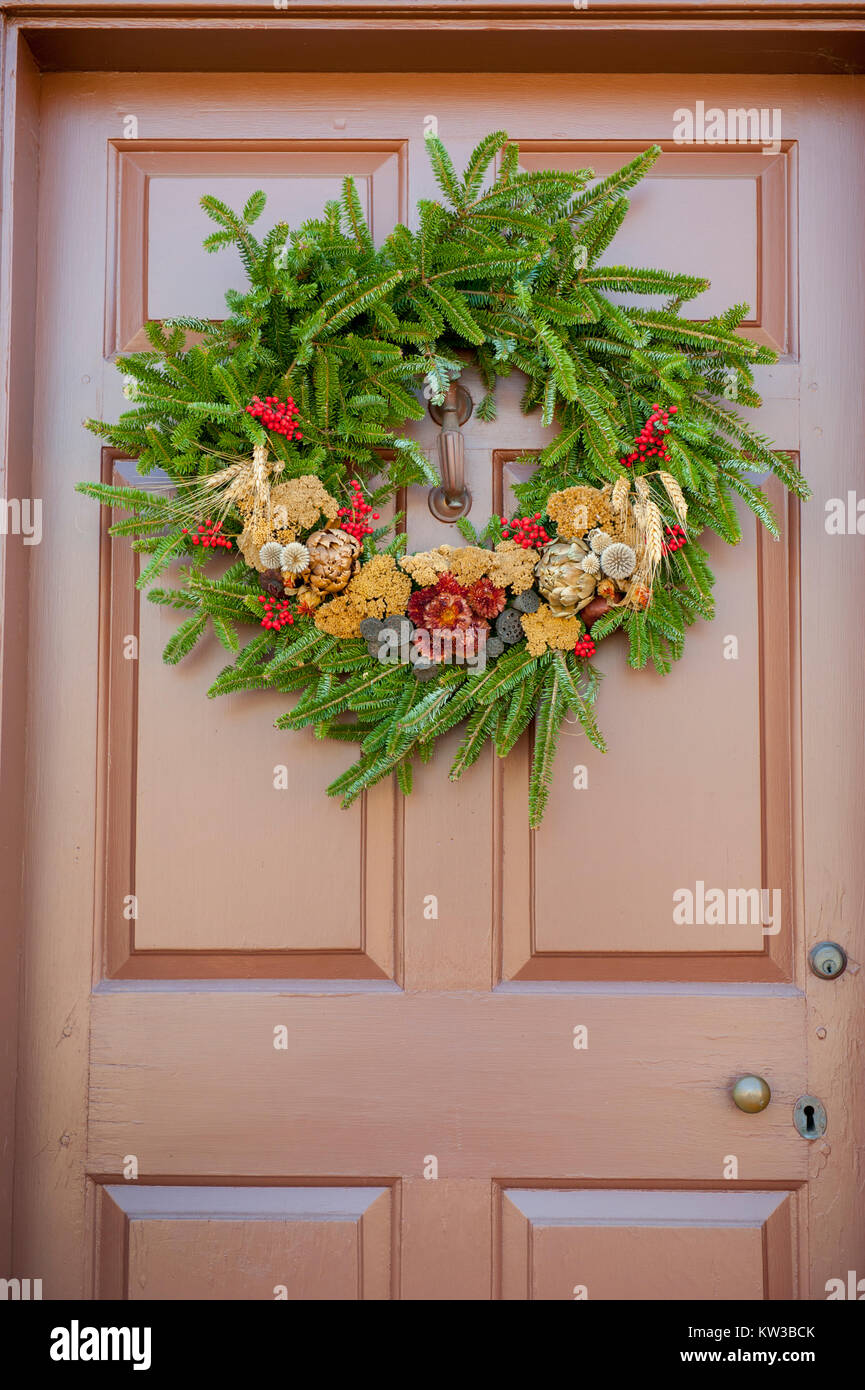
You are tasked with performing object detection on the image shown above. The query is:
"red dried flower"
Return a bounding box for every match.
[421,592,477,632]
[435,571,468,597]
[408,585,437,625]
[409,571,495,642]
[466,577,506,620]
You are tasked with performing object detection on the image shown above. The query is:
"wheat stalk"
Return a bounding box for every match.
[612,474,630,514]
[169,443,276,541]
[658,470,688,523]
[634,474,650,503]
[646,499,664,567]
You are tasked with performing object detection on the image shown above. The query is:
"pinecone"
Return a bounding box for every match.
[535,539,597,618]
[304,527,361,594]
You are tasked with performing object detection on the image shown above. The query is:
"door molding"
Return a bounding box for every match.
[6,4,865,76]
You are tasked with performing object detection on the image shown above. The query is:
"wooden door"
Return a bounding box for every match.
[14,69,865,1300]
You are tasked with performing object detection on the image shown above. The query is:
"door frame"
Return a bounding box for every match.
[1,0,862,1286]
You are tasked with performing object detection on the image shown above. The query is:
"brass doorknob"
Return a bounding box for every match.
[732,1075,771,1113]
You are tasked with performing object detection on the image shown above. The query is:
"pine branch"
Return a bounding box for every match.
[449,705,497,780]
[528,663,566,828]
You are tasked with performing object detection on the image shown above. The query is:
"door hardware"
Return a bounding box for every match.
[428,382,472,522]
[731,1074,771,1112]
[809,941,848,979]
[793,1094,827,1139]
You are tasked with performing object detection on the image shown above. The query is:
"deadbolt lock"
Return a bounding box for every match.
[809,941,848,979]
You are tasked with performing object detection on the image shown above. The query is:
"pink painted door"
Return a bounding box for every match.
[16,71,864,1299]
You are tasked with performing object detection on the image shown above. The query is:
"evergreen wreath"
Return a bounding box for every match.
[78,132,808,826]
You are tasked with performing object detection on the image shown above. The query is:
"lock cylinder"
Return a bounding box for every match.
[809,941,848,979]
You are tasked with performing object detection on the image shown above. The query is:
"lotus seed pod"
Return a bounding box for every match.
[360,616,385,641]
[379,615,413,640]
[484,636,505,659]
[511,589,541,614]
[495,608,524,644]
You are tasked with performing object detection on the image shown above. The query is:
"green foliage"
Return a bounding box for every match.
[528,660,566,827]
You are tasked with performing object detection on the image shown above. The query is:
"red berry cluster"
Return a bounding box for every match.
[337,479,380,542]
[663,523,687,555]
[182,519,232,550]
[621,403,678,468]
[499,513,551,550]
[256,595,295,631]
[246,395,303,440]
[574,635,596,659]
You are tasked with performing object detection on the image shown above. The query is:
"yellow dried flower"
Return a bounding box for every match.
[313,594,367,639]
[521,603,584,657]
[267,475,340,534]
[547,485,616,539]
[400,540,539,593]
[313,554,411,638]
[237,523,269,572]
[234,474,340,564]
[399,549,453,587]
[346,554,411,615]
[489,540,539,594]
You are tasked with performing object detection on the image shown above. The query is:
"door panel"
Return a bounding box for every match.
[500,467,799,981]
[500,1190,795,1301]
[18,71,865,1300]
[99,458,397,980]
[97,1187,392,1300]
[109,143,405,353]
[519,144,795,352]
[90,993,807,1180]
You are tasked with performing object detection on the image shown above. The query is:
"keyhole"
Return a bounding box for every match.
[824,961,834,974]
[803,1104,817,1136]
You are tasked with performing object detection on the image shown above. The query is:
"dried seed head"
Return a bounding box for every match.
[281,541,311,575]
[259,541,285,569]
[599,542,637,581]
